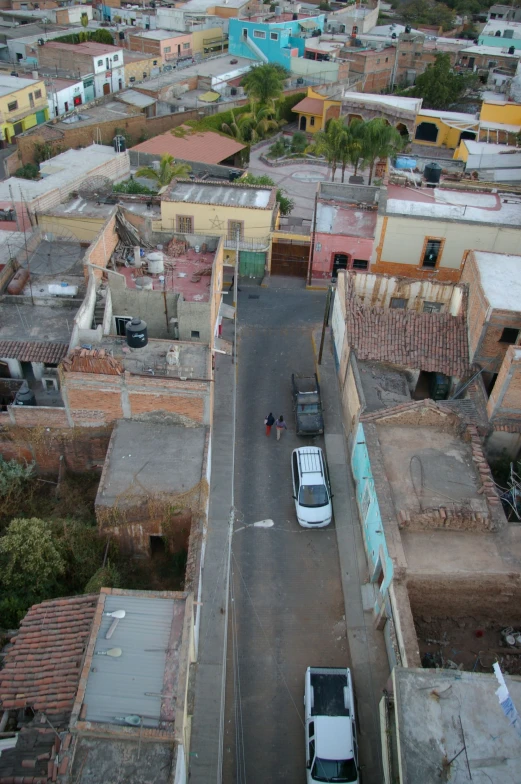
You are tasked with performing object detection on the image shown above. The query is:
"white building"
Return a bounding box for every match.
[47,77,86,117]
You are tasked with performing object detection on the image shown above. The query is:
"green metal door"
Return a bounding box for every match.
[239,251,265,278]
[35,110,46,125]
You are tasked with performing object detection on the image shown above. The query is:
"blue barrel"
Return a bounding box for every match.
[395,157,417,169]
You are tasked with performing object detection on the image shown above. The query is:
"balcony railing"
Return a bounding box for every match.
[165,49,193,62]
[224,235,271,251]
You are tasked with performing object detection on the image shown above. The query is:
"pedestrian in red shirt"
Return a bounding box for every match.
[264,412,275,436]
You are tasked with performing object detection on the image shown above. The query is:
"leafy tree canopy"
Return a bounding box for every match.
[0,517,65,598]
[408,52,477,108]
[241,63,289,107]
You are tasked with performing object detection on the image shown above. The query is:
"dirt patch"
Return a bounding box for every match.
[415,616,521,676]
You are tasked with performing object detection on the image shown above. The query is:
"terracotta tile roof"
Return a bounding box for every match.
[0,341,69,364]
[131,128,246,165]
[345,282,469,377]
[0,595,98,716]
[292,96,324,116]
[0,715,72,783]
[361,398,452,422]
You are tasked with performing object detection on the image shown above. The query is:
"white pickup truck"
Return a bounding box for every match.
[304,666,359,784]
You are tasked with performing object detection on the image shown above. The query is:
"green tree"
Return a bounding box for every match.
[240,173,294,216]
[80,12,89,28]
[409,52,476,109]
[290,131,307,154]
[241,63,289,108]
[0,517,65,598]
[136,154,191,187]
[361,118,404,184]
[90,28,115,45]
[313,117,349,181]
[0,457,34,523]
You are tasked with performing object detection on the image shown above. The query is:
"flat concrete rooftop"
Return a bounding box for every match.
[96,420,207,507]
[97,336,209,379]
[376,424,487,515]
[385,185,521,225]
[315,200,378,237]
[358,361,412,412]
[141,54,252,89]
[165,180,273,208]
[71,737,174,784]
[473,251,521,311]
[0,300,78,343]
[392,667,521,784]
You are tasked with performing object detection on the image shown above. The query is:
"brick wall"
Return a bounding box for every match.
[17,108,205,165]
[461,251,521,370]
[83,212,118,282]
[407,572,521,620]
[61,369,210,426]
[128,34,161,57]
[487,345,521,420]
[341,48,396,92]
[0,423,112,474]
[38,47,95,77]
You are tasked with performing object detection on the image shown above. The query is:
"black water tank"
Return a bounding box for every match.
[509,45,515,54]
[14,382,37,407]
[126,317,148,348]
[424,161,442,185]
[113,134,126,153]
[405,24,411,32]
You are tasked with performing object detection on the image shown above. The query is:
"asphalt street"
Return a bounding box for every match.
[222,283,350,784]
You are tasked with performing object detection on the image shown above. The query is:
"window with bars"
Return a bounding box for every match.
[34,89,42,99]
[422,239,442,268]
[177,215,193,233]
[7,101,18,112]
[228,220,243,240]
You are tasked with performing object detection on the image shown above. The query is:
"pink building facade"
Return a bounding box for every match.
[310,183,380,284]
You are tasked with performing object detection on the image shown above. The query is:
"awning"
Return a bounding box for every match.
[299,19,318,29]
[199,91,220,103]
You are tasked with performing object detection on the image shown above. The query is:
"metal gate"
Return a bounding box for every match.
[239,250,266,278]
[271,240,310,277]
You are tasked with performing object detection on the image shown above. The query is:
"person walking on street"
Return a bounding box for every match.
[265,412,275,436]
[276,415,287,441]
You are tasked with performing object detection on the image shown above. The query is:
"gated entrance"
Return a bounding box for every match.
[271,239,310,277]
[239,250,266,278]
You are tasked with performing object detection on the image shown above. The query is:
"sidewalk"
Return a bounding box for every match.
[313,327,390,784]
[189,342,234,784]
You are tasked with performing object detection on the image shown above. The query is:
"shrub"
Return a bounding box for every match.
[268,138,290,158]
[85,561,121,593]
[0,456,35,521]
[0,517,65,598]
[14,163,39,180]
[290,131,307,153]
[113,179,157,195]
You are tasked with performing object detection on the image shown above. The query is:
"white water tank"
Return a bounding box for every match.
[147,251,164,274]
[48,282,78,297]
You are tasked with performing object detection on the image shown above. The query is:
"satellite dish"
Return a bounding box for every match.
[104,609,126,619]
[78,175,114,202]
[95,647,122,657]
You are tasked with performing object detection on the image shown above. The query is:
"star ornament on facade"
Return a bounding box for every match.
[209,215,225,230]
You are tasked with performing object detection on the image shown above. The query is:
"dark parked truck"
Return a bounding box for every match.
[305,666,359,784]
[292,373,324,436]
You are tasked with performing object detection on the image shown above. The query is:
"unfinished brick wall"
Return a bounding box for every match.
[83,212,118,282]
[461,251,521,370]
[407,573,521,621]
[61,370,209,426]
[0,424,112,474]
[487,346,521,420]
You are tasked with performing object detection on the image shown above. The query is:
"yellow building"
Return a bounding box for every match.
[413,108,479,149]
[161,179,279,276]
[371,183,521,283]
[292,87,342,134]
[478,97,521,144]
[0,75,49,143]
[191,27,227,56]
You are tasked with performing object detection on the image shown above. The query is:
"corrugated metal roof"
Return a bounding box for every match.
[83,594,185,728]
[117,89,156,109]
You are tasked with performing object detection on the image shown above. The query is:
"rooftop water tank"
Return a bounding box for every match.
[424,161,442,185]
[14,381,37,407]
[113,134,126,153]
[125,317,148,349]
[147,251,164,274]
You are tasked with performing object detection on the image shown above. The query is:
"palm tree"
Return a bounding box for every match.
[344,118,366,180]
[241,63,289,109]
[313,118,348,181]
[221,110,244,142]
[136,154,191,188]
[222,105,284,143]
[361,119,404,185]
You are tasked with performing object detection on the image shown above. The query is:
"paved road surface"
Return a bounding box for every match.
[223,283,349,783]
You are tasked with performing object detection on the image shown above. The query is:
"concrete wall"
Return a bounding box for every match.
[109,277,180,340]
[372,212,521,283]
[290,55,342,83]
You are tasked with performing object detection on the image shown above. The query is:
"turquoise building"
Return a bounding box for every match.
[228,13,325,67]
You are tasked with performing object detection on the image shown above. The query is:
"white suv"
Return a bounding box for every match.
[291,447,333,528]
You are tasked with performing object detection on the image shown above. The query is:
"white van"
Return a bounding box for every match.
[291,447,333,528]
